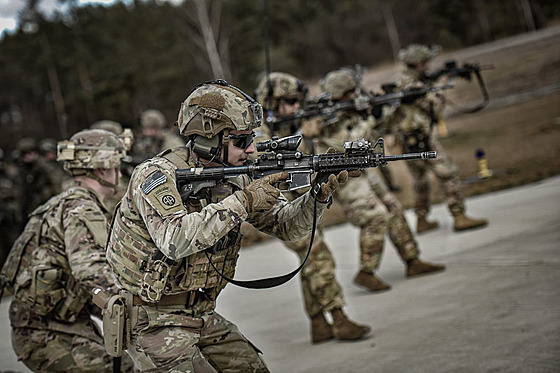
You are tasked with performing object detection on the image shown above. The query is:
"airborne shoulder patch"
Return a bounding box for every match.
[142,171,167,195]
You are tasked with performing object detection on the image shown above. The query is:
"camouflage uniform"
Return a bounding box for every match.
[38,138,72,196]
[1,129,134,372]
[255,72,370,343]
[318,68,444,288]
[107,82,332,371]
[392,45,487,232]
[13,138,58,231]
[132,109,184,163]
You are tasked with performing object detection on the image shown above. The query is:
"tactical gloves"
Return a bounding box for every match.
[314,171,348,202]
[311,148,361,202]
[241,172,288,214]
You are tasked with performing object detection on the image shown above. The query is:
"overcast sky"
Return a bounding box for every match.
[0,0,125,38]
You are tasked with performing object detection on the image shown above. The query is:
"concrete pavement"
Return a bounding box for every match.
[1,176,559,372]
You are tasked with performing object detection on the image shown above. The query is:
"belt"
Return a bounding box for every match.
[133,290,199,307]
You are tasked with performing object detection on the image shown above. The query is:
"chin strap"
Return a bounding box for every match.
[86,169,118,192]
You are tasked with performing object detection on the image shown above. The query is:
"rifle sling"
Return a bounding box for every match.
[205,193,320,289]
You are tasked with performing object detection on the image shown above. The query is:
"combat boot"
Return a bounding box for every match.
[417,215,439,234]
[331,308,371,341]
[311,312,334,344]
[406,258,446,277]
[453,213,488,232]
[353,270,391,292]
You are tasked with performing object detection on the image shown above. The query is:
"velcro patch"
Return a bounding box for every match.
[142,171,167,195]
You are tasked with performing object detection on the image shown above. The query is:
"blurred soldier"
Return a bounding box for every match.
[1,129,135,372]
[13,138,57,231]
[255,72,371,343]
[38,137,71,195]
[0,148,18,269]
[393,44,488,233]
[306,68,445,292]
[91,119,124,135]
[132,109,184,163]
[106,80,347,371]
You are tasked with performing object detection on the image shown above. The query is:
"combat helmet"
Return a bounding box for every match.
[91,120,124,135]
[39,138,57,155]
[320,68,359,100]
[177,79,262,164]
[141,109,166,129]
[398,44,441,66]
[254,72,307,110]
[16,138,38,154]
[58,129,126,176]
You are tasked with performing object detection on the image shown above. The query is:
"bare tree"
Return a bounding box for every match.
[380,1,401,63]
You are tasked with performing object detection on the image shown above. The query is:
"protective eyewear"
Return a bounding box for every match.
[229,131,255,149]
[282,97,299,105]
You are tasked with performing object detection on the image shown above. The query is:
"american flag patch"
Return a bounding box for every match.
[141,171,167,194]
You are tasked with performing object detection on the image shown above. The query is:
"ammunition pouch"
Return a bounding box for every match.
[402,130,431,153]
[93,288,137,358]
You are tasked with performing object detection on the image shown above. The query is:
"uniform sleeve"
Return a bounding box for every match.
[63,200,119,295]
[130,162,249,260]
[249,189,328,241]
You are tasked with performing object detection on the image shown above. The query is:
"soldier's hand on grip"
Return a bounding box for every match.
[312,147,354,202]
[242,172,288,213]
[315,171,349,202]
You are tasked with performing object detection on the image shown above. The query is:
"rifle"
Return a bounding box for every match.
[176,135,436,200]
[267,84,453,128]
[422,59,494,83]
[420,59,494,113]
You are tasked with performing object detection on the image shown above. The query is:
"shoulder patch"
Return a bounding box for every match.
[142,171,167,195]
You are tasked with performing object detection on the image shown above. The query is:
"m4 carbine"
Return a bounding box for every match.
[176,135,436,201]
[267,84,452,128]
[420,59,494,113]
[421,59,494,83]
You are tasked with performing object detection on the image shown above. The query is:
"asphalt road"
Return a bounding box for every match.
[1,176,559,372]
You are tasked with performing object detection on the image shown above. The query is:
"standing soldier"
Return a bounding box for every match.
[13,138,57,232]
[254,72,371,343]
[0,148,18,269]
[392,44,488,233]
[105,81,347,371]
[1,129,135,372]
[132,109,184,163]
[38,138,71,195]
[308,68,445,292]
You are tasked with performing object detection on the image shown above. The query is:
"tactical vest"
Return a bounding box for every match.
[107,147,243,304]
[1,188,96,323]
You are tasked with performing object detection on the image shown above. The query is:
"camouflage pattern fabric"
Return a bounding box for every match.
[131,130,184,163]
[253,126,346,320]
[128,303,269,372]
[397,44,441,65]
[392,69,465,217]
[8,183,134,372]
[312,111,419,272]
[285,228,345,318]
[403,135,464,217]
[11,322,135,373]
[107,144,327,371]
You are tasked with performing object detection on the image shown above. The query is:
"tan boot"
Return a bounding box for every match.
[311,312,334,343]
[406,258,446,277]
[417,215,439,234]
[453,213,488,232]
[353,271,391,292]
[331,308,371,341]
